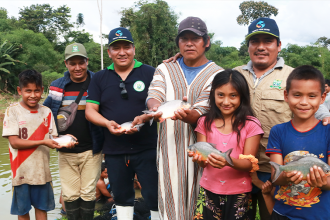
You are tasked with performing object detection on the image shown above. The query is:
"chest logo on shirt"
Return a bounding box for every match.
[270,79,282,89]
[133,80,145,92]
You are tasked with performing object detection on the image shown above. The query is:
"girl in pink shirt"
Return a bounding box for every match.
[189,69,264,220]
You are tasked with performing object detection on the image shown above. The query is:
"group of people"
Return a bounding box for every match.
[3,14,330,220]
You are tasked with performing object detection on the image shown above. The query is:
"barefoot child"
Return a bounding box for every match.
[2,70,62,220]
[96,162,114,203]
[266,65,330,220]
[189,69,264,219]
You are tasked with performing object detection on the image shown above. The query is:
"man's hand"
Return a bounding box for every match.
[307,166,328,188]
[171,96,192,122]
[125,127,139,135]
[43,139,61,149]
[65,134,78,149]
[322,117,330,125]
[284,171,303,185]
[163,53,182,63]
[188,151,207,168]
[106,120,125,136]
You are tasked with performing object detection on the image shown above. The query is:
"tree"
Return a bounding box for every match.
[18,4,73,43]
[41,70,63,93]
[0,40,24,91]
[316,37,330,49]
[237,1,278,26]
[76,13,85,27]
[120,0,178,67]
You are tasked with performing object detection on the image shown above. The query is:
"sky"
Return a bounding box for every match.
[2,0,330,49]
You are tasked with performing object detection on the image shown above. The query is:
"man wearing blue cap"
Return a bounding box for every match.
[85,27,159,220]
[234,17,330,220]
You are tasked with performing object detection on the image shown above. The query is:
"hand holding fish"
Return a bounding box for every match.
[187,151,208,168]
[207,153,229,169]
[51,134,78,148]
[106,120,126,136]
[307,166,328,188]
[284,171,304,185]
[43,139,61,149]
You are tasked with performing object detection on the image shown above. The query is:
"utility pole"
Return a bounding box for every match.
[97,0,103,69]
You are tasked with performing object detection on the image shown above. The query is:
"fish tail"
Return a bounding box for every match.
[225,148,234,166]
[269,161,281,183]
[149,117,154,126]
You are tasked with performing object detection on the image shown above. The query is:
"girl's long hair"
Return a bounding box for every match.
[204,69,256,144]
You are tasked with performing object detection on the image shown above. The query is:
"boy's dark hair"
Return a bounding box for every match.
[175,33,211,52]
[18,69,42,88]
[325,79,330,86]
[286,65,325,94]
[101,162,106,172]
[204,69,257,144]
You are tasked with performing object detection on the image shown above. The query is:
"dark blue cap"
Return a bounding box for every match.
[246,17,279,40]
[108,27,134,46]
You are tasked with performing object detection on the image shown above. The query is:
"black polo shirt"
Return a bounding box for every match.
[87,60,157,155]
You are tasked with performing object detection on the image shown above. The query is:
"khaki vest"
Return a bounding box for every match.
[235,64,293,172]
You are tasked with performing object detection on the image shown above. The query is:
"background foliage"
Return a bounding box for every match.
[0,0,330,93]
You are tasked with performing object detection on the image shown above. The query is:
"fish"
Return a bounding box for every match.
[115,121,145,132]
[51,135,77,147]
[187,142,233,166]
[143,100,191,125]
[269,155,330,183]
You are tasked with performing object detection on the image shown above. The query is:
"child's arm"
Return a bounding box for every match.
[8,136,60,149]
[262,180,275,215]
[96,180,113,198]
[207,134,261,171]
[250,171,264,189]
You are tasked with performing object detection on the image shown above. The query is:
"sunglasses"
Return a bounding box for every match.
[119,82,128,99]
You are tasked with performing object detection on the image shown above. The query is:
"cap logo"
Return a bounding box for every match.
[256,21,265,28]
[72,45,79,52]
[115,30,123,37]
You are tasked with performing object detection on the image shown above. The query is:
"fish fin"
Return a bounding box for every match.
[149,117,154,126]
[209,143,217,148]
[159,117,165,123]
[291,155,306,161]
[142,110,153,114]
[269,161,281,183]
[225,148,234,166]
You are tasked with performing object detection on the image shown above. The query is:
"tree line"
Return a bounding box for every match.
[1,0,330,93]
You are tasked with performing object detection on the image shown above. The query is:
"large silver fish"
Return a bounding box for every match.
[51,135,77,147]
[187,142,233,166]
[115,121,145,132]
[143,100,191,125]
[270,155,330,183]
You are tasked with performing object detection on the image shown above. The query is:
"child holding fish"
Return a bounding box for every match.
[188,69,264,220]
[266,65,330,220]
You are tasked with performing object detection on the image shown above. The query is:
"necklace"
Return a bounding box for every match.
[222,132,234,147]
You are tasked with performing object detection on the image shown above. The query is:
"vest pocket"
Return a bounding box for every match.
[260,90,286,113]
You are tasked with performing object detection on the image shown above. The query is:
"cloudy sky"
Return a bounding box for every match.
[3,0,330,49]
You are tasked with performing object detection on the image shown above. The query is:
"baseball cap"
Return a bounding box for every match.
[245,17,280,40]
[177,16,207,37]
[108,27,134,46]
[65,43,88,60]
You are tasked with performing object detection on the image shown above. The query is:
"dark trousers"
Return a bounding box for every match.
[270,211,290,220]
[251,190,271,220]
[105,149,158,211]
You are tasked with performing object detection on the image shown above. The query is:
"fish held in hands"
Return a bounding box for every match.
[270,155,330,183]
[51,135,77,147]
[187,142,233,166]
[143,100,191,125]
[115,121,145,132]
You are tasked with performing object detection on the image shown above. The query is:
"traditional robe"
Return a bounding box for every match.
[147,61,223,220]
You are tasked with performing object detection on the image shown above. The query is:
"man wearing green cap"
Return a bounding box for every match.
[44,43,103,220]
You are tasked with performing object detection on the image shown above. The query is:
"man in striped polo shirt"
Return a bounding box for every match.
[44,43,103,220]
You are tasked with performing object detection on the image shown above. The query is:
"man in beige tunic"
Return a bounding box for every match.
[133,17,223,220]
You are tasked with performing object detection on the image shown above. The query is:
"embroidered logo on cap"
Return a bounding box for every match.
[256,21,265,28]
[133,81,145,92]
[72,45,79,52]
[115,30,123,37]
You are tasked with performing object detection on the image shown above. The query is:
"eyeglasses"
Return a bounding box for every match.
[119,82,128,99]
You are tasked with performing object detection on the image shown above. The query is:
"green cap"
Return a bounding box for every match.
[65,43,88,60]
